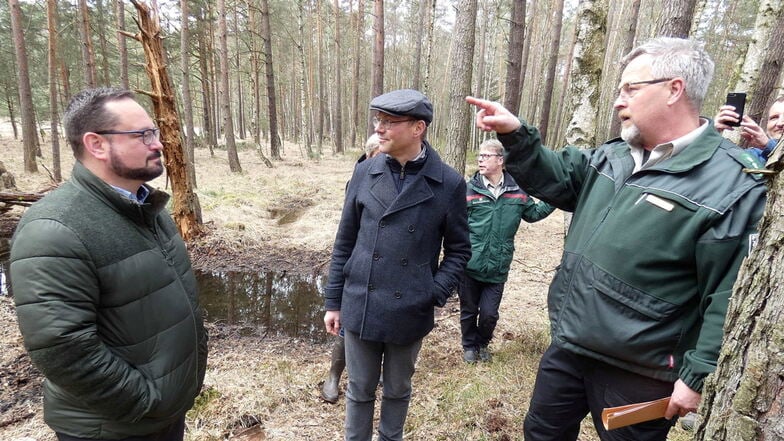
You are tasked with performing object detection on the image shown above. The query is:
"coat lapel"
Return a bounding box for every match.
[369,143,446,218]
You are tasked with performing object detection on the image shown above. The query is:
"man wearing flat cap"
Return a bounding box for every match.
[324,89,471,440]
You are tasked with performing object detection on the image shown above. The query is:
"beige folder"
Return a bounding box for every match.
[601,397,670,430]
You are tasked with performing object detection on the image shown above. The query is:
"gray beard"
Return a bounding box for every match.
[621,123,643,149]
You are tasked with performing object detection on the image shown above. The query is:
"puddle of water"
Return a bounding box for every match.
[0,237,329,343]
[195,269,329,343]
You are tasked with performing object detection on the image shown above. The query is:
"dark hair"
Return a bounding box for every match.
[62,87,136,158]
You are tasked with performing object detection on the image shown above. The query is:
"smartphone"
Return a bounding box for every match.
[725,92,747,127]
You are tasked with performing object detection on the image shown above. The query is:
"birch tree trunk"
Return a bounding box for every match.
[8,0,39,173]
[443,0,477,175]
[564,0,608,148]
[732,0,784,123]
[696,171,784,440]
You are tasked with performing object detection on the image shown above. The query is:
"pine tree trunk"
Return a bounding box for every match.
[217,0,242,172]
[47,0,62,182]
[443,0,477,175]
[696,171,784,440]
[609,0,641,139]
[655,0,697,38]
[127,0,203,240]
[96,0,110,86]
[332,0,344,154]
[351,0,365,145]
[503,0,526,115]
[260,0,281,160]
[297,0,313,157]
[116,0,129,89]
[8,0,39,173]
[370,0,384,136]
[77,0,97,87]
[537,0,565,144]
[180,0,197,188]
[317,0,326,154]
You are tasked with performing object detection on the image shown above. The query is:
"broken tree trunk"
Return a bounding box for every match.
[124,0,203,241]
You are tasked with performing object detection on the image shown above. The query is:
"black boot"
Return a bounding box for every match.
[320,338,346,403]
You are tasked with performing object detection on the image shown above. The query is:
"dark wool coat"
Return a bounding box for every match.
[324,144,471,345]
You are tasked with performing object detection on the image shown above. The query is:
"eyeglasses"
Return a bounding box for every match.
[477,153,502,161]
[372,117,416,130]
[95,128,160,146]
[617,78,673,99]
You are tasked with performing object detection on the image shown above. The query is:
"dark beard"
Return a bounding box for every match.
[109,149,164,182]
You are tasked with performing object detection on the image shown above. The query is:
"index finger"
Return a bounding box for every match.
[465,96,492,109]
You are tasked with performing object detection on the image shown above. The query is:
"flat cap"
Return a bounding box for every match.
[370,89,433,125]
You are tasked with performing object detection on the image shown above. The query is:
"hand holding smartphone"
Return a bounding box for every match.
[724,92,747,127]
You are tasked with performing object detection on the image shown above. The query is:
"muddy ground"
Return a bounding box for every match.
[1,137,687,440]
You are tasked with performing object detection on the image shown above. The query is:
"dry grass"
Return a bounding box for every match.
[0,136,694,440]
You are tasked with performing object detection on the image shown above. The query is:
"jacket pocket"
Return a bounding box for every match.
[555,261,684,370]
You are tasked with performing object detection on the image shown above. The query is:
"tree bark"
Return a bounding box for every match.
[260,0,281,160]
[564,0,608,149]
[655,0,697,38]
[503,0,526,115]
[126,0,203,240]
[217,0,242,172]
[116,0,129,89]
[351,0,366,147]
[316,0,326,154]
[297,0,313,157]
[180,0,197,188]
[47,0,62,182]
[518,0,537,113]
[78,0,98,87]
[370,0,384,133]
[96,0,111,86]
[443,0,477,175]
[734,0,784,125]
[8,0,39,173]
[537,0,565,144]
[332,0,344,154]
[696,170,784,440]
[609,0,641,139]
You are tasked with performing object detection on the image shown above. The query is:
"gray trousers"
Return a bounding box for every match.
[344,330,422,441]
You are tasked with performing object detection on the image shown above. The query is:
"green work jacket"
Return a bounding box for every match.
[465,171,554,284]
[499,120,766,392]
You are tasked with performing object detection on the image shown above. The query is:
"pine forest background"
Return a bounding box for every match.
[3,0,784,177]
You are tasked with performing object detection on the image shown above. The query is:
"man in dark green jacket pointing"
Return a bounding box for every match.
[467,37,766,441]
[11,87,207,441]
[460,139,554,364]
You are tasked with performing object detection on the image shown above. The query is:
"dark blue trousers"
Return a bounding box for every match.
[458,274,504,349]
[524,345,676,441]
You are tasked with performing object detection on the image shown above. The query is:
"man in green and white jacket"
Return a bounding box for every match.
[468,37,766,441]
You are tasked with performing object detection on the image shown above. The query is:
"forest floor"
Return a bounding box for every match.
[0,135,693,440]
